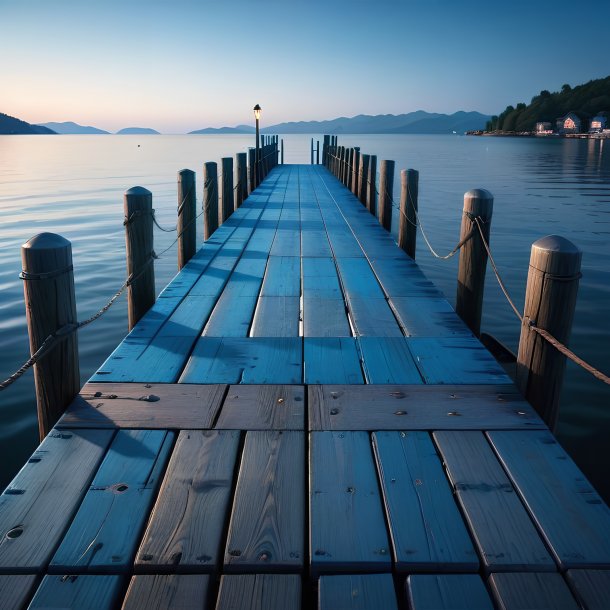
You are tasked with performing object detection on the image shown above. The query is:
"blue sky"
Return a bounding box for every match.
[2,0,609,133]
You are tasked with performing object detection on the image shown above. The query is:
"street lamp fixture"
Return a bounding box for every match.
[254,104,262,186]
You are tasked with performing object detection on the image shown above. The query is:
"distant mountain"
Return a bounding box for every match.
[116,127,160,135]
[0,112,55,134]
[37,121,109,134]
[190,124,255,134]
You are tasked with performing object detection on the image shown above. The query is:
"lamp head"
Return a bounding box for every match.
[253,104,262,121]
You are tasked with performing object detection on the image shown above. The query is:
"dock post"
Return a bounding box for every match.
[21,232,80,439]
[204,161,219,240]
[235,152,248,209]
[516,235,582,429]
[221,157,233,223]
[316,141,320,165]
[322,135,330,166]
[248,149,255,192]
[281,139,284,165]
[455,189,494,337]
[358,154,370,206]
[124,187,155,331]
[398,169,419,259]
[177,169,196,269]
[344,148,352,187]
[311,138,314,165]
[351,148,360,195]
[378,160,395,231]
[368,154,377,214]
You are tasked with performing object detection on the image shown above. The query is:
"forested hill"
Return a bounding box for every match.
[486,76,610,132]
[0,112,55,134]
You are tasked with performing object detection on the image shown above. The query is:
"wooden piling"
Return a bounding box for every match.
[378,160,395,231]
[177,169,196,270]
[323,135,330,166]
[367,155,377,214]
[204,161,219,240]
[316,141,320,165]
[248,149,256,193]
[351,148,360,195]
[281,139,284,165]
[235,153,248,209]
[455,189,494,337]
[221,157,233,224]
[358,154,370,206]
[311,138,314,165]
[21,232,80,439]
[398,169,419,259]
[124,187,155,331]
[516,235,582,429]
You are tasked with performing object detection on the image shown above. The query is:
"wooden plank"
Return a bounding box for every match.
[215,385,305,430]
[122,575,210,610]
[304,338,364,384]
[260,256,301,296]
[203,295,259,337]
[0,428,114,573]
[0,575,38,609]
[303,297,351,337]
[407,337,512,384]
[310,431,391,574]
[135,431,239,573]
[488,573,580,610]
[335,258,386,299]
[250,296,300,337]
[59,383,226,429]
[308,385,544,431]
[566,569,610,610]
[368,257,442,298]
[50,429,174,573]
[390,297,472,337]
[301,228,332,257]
[373,431,478,571]
[302,257,343,299]
[319,574,398,610]
[180,338,302,384]
[488,430,610,569]
[27,575,123,610]
[406,574,494,610]
[434,431,555,572]
[216,574,301,610]
[224,431,304,572]
[358,338,423,383]
[155,295,218,338]
[346,297,404,337]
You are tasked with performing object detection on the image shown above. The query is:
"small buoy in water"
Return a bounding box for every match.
[138,144,141,147]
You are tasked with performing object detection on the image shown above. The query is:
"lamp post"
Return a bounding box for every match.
[254,104,261,186]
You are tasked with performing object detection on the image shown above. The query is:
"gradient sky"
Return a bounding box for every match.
[2,0,609,133]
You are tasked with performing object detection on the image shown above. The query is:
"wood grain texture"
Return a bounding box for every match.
[308,384,544,431]
[224,431,304,572]
[434,431,555,573]
[250,296,300,337]
[373,431,478,571]
[135,431,239,572]
[488,431,610,569]
[28,575,123,610]
[310,431,391,574]
[566,569,610,610]
[304,338,364,384]
[50,429,174,573]
[216,385,305,430]
[60,383,226,429]
[368,257,441,298]
[122,574,210,610]
[488,573,580,610]
[302,297,351,337]
[216,574,301,610]
[0,428,113,573]
[260,256,301,296]
[346,297,404,337]
[390,297,472,337]
[0,575,38,609]
[302,257,343,299]
[406,574,494,610]
[318,574,398,610]
[358,337,423,383]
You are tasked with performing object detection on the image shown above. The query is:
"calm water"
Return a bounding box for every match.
[1,134,609,500]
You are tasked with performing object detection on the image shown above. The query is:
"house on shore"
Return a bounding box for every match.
[556,112,582,134]
[535,121,554,135]
[589,114,607,133]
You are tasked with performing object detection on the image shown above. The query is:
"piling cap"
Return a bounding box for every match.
[22,232,71,252]
[124,186,152,197]
[464,189,493,217]
[530,235,582,276]
[21,232,73,275]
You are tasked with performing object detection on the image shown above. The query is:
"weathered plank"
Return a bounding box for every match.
[434,431,555,573]
[216,574,301,610]
[59,383,226,429]
[302,257,343,299]
[488,573,580,610]
[0,575,38,609]
[310,431,391,574]
[180,337,302,384]
[304,338,364,384]
[27,575,123,610]
[250,296,300,337]
[308,385,544,431]
[335,258,386,299]
[224,431,304,572]
[406,574,494,610]
[0,429,113,573]
[566,569,610,610]
[260,256,301,296]
[303,297,351,337]
[373,431,478,571]
[215,385,305,430]
[390,297,472,337]
[488,431,610,569]
[358,337,423,383]
[135,431,239,572]
[346,297,404,337]
[122,575,210,610]
[367,257,442,298]
[318,574,398,610]
[50,429,174,573]
[203,295,260,337]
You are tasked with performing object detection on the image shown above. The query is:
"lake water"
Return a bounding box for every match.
[1,134,609,500]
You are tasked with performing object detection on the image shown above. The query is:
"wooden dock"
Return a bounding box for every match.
[2,164,610,609]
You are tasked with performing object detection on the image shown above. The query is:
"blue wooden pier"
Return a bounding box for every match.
[1,164,610,609]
